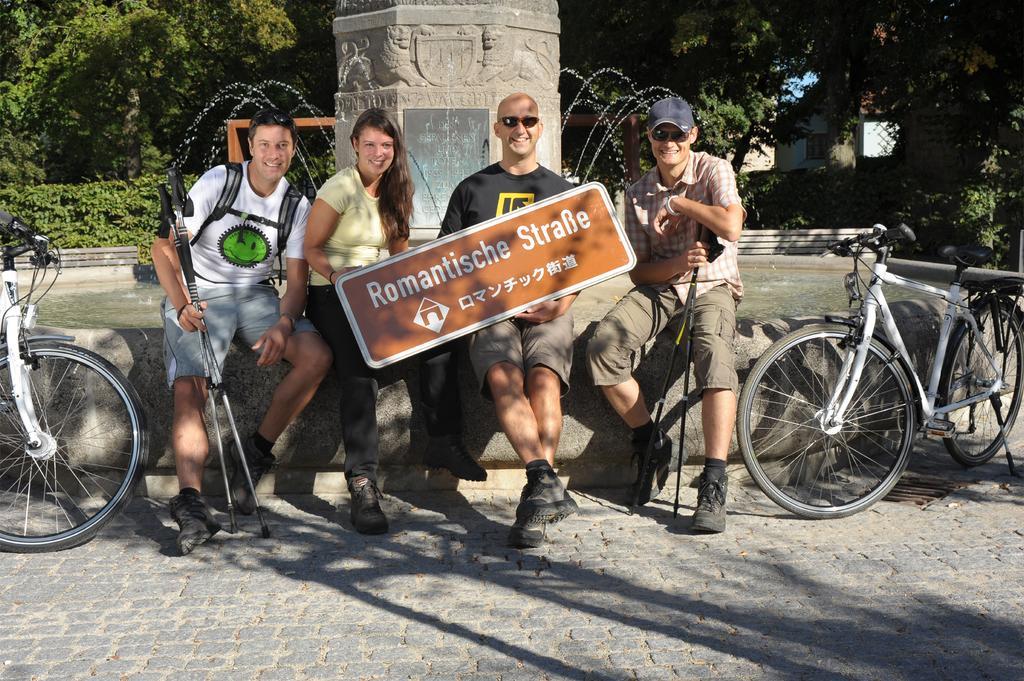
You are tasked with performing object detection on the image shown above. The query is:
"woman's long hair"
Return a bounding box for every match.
[350,108,413,243]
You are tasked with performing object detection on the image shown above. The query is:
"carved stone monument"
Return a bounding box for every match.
[333,0,562,235]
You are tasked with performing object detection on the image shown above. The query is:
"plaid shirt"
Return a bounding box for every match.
[624,151,744,302]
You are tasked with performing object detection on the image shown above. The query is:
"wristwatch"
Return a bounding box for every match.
[664,194,681,216]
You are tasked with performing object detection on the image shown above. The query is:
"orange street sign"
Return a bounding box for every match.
[335,182,636,368]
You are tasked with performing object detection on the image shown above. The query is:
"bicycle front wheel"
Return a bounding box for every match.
[738,324,915,518]
[0,341,147,552]
[941,300,1024,466]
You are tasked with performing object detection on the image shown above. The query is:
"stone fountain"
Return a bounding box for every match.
[333,0,562,239]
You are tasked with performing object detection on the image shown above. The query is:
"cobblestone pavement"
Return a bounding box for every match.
[1,441,1022,681]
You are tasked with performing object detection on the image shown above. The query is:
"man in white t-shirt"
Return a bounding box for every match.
[152,109,332,556]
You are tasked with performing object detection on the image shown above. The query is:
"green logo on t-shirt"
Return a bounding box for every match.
[219,224,271,268]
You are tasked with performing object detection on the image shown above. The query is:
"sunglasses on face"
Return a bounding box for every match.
[500,115,540,129]
[651,128,690,142]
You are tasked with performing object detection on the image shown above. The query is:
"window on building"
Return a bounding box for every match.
[862,121,899,157]
[806,133,828,160]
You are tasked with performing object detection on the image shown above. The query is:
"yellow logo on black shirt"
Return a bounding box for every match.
[496,192,535,216]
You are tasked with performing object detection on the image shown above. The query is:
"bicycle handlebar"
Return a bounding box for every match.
[827,223,916,257]
[0,211,56,266]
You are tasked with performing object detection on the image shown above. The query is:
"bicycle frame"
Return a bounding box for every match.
[822,250,1004,430]
[0,260,54,455]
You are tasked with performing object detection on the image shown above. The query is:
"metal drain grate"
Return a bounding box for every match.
[883,473,974,506]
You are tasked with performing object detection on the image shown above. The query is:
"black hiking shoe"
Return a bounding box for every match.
[514,465,579,528]
[507,521,545,548]
[348,476,389,535]
[229,436,275,516]
[632,429,672,506]
[691,470,728,533]
[507,472,554,548]
[169,490,221,556]
[424,435,487,481]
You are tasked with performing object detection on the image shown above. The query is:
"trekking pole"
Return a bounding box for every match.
[630,232,724,515]
[164,167,271,538]
[670,285,700,518]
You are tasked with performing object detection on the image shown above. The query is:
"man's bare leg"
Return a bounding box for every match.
[489,361,577,547]
[172,377,209,491]
[486,361,546,464]
[169,376,221,555]
[253,332,332,441]
[701,388,735,462]
[527,366,562,466]
[226,331,332,517]
[600,377,651,429]
[600,376,673,505]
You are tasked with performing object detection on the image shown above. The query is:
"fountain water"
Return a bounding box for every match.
[560,67,677,189]
[172,80,336,189]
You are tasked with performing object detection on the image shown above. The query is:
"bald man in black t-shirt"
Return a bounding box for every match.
[420,93,579,548]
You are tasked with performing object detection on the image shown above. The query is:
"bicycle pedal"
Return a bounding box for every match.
[925,419,955,437]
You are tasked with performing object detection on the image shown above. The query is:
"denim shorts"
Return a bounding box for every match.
[161,285,315,387]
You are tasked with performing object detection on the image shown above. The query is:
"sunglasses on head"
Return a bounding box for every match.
[651,127,690,142]
[250,109,295,128]
[500,115,540,129]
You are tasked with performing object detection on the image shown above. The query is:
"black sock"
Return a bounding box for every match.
[632,421,654,445]
[703,458,726,477]
[251,432,274,457]
[525,459,552,472]
[179,487,200,497]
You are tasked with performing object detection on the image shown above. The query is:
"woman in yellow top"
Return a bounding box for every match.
[304,108,411,535]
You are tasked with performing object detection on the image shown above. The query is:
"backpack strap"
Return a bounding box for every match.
[273,184,305,282]
[190,162,243,246]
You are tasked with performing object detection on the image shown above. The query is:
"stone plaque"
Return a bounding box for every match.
[404,108,490,227]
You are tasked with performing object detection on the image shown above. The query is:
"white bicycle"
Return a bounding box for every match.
[0,211,147,551]
[738,224,1022,518]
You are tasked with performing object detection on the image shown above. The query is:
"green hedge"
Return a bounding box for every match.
[3,162,1020,269]
[0,173,171,263]
[740,165,1023,267]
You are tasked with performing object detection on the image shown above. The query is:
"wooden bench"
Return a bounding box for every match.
[737,228,863,256]
[15,246,139,268]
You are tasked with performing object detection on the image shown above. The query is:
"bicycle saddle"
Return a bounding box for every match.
[938,244,993,267]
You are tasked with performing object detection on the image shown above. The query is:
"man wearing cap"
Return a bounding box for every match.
[586,97,744,532]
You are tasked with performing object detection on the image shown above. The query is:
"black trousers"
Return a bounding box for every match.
[307,285,380,481]
[418,340,464,439]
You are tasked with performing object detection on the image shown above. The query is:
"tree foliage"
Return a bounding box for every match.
[0,0,1019,263]
[2,0,335,182]
[561,0,1021,175]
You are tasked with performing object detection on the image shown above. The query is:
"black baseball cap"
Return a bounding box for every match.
[647,98,695,132]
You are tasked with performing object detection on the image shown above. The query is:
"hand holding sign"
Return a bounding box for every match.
[515,295,575,324]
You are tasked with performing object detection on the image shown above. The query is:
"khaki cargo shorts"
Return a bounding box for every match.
[586,284,739,393]
[469,310,574,401]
